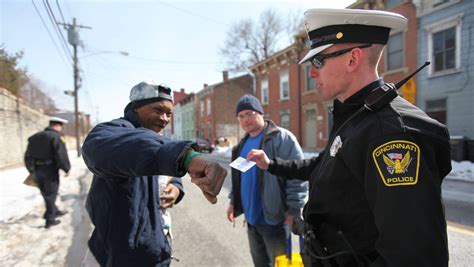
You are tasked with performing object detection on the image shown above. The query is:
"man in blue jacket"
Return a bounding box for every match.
[226,94,308,267]
[82,81,227,267]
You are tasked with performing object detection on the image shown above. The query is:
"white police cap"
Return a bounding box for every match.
[300,8,407,64]
[129,81,173,103]
[49,116,68,124]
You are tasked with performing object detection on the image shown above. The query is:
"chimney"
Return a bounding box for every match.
[180,88,185,93]
[203,83,208,88]
[223,70,229,82]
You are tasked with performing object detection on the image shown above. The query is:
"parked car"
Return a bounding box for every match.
[192,138,214,153]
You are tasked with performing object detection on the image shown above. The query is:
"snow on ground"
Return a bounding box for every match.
[0,152,92,266]
[0,152,89,222]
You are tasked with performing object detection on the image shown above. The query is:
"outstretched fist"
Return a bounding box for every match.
[187,156,227,204]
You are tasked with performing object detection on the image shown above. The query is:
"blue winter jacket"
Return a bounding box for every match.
[82,104,193,267]
[229,120,308,224]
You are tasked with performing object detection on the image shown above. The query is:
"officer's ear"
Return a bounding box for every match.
[347,48,363,73]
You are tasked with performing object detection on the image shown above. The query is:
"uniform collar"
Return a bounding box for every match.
[333,79,384,115]
[44,126,59,133]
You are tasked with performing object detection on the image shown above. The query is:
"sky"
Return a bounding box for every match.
[1,0,354,123]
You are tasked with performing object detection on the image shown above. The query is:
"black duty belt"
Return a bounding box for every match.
[35,159,54,165]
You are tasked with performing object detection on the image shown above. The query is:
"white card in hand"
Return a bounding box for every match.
[229,157,256,173]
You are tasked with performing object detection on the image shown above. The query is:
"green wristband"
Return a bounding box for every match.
[184,150,201,170]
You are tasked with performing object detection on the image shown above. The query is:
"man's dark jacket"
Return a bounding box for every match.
[82,104,193,267]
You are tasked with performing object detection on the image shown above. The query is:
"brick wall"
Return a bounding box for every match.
[196,74,253,146]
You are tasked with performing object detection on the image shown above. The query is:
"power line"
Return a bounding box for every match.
[55,0,67,23]
[43,0,73,60]
[126,54,219,65]
[31,0,71,66]
[156,0,229,27]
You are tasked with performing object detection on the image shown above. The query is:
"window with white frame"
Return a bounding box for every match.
[279,70,289,100]
[207,98,211,115]
[200,100,204,117]
[261,79,269,104]
[305,65,315,91]
[433,27,456,72]
[280,111,290,130]
[386,32,404,71]
[426,14,462,75]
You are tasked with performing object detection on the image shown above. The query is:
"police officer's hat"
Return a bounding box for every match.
[299,8,407,64]
[49,116,68,124]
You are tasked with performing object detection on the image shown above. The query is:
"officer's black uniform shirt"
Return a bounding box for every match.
[268,79,451,266]
[25,127,71,172]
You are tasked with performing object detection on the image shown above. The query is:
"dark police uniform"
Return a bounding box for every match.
[25,126,70,224]
[268,79,451,266]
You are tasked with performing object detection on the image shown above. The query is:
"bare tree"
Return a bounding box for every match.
[21,78,58,114]
[285,9,305,44]
[220,9,284,72]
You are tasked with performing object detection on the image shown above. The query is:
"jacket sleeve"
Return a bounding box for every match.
[276,130,309,216]
[268,153,323,181]
[228,146,239,203]
[82,121,193,179]
[362,133,450,266]
[53,134,71,173]
[24,141,35,173]
[169,177,185,204]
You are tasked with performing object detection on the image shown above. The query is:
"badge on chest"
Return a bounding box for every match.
[329,136,343,157]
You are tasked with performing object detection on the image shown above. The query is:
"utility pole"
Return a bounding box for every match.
[59,18,91,157]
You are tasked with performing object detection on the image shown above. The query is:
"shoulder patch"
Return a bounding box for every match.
[60,136,66,144]
[372,140,420,186]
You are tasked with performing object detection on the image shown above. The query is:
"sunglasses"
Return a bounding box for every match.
[310,44,372,69]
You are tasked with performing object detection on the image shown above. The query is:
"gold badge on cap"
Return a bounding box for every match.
[372,140,420,186]
[336,32,344,39]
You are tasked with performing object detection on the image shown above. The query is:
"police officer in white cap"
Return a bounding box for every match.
[24,116,71,228]
[82,81,227,266]
[248,8,451,266]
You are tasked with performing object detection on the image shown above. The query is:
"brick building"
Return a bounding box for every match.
[179,93,196,140]
[195,71,253,146]
[162,89,188,138]
[249,0,422,151]
[250,34,333,151]
[349,0,419,104]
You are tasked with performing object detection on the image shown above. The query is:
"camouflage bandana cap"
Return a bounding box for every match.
[129,81,174,103]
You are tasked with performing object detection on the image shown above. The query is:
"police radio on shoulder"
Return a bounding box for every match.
[364,61,430,111]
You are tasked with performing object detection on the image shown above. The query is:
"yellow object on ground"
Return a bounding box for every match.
[275,253,303,267]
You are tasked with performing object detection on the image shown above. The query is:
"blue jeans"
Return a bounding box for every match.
[247,223,288,267]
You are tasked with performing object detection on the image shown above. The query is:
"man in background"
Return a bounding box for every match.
[227,94,308,267]
[24,116,70,228]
